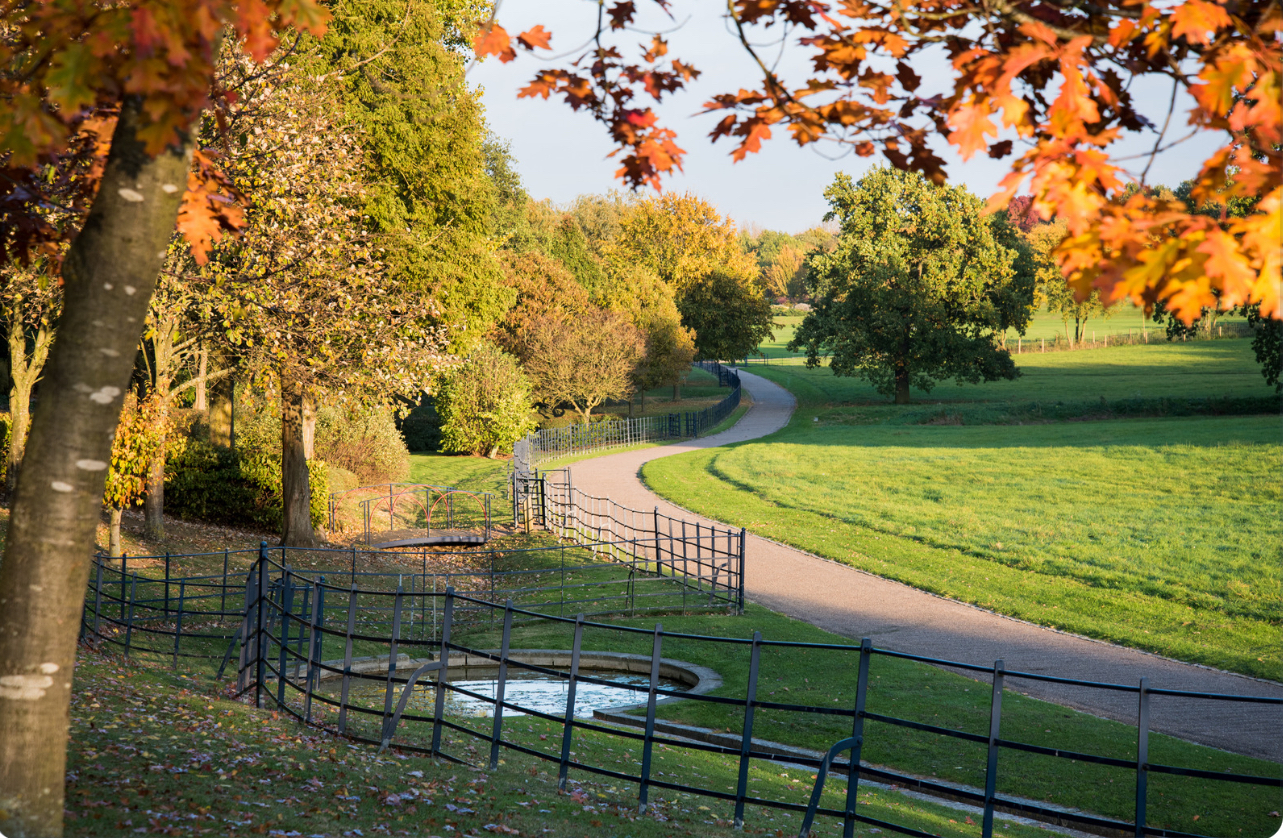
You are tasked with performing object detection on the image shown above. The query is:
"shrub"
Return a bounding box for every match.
[438,342,536,457]
[315,403,409,484]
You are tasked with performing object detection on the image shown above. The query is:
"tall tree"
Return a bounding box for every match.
[310,0,511,354]
[200,53,447,546]
[595,262,696,404]
[678,268,775,362]
[791,168,1034,404]
[610,193,753,296]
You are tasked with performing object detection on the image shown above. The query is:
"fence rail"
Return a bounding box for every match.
[513,361,741,469]
[80,561,1283,838]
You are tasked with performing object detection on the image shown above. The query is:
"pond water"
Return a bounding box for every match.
[344,669,683,719]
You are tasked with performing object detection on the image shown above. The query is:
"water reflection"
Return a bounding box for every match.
[349,670,681,719]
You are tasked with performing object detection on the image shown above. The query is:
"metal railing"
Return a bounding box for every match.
[512,362,741,470]
[328,483,495,544]
[81,559,1282,838]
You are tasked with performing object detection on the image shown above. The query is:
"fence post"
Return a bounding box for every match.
[304,579,323,724]
[557,614,585,791]
[123,574,138,659]
[338,587,358,734]
[92,560,103,638]
[382,586,405,737]
[1135,678,1150,838]
[489,600,515,771]
[734,631,763,828]
[737,528,747,614]
[120,553,128,621]
[982,660,1005,838]
[638,623,663,812]
[164,551,171,614]
[233,568,258,690]
[276,574,296,708]
[255,554,268,708]
[430,587,455,756]
[172,580,187,670]
[843,639,874,838]
[221,549,230,616]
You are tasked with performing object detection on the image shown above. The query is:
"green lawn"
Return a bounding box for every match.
[643,342,1281,680]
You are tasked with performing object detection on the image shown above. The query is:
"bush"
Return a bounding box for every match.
[438,342,536,457]
[315,403,409,484]
[165,401,328,533]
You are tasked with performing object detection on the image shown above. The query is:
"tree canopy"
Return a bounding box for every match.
[791,168,1034,403]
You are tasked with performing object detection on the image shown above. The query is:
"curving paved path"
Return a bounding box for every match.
[568,370,1283,761]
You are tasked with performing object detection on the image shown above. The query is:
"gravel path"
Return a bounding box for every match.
[567,369,1283,761]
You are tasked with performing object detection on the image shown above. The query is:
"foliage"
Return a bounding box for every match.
[102,392,168,513]
[1246,306,1282,392]
[609,193,755,296]
[315,404,410,485]
[762,245,806,299]
[479,0,1281,326]
[1028,221,1111,343]
[493,251,594,357]
[436,342,536,457]
[398,396,444,453]
[522,309,645,424]
[309,0,510,353]
[596,263,697,394]
[677,268,775,362]
[791,169,1034,403]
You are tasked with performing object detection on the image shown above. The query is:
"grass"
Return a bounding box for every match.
[644,414,1281,679]
[453,604,1282,838]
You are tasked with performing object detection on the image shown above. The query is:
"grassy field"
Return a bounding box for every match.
[761,307,1250,359]
[643,341,1281,680]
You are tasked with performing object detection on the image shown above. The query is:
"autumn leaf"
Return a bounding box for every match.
[473,23,516,62]
[516,26,553,51]
[1170,0,1232,46]
[947,100,997,159]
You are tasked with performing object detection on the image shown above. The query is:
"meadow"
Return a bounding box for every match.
[644,340,1282,680]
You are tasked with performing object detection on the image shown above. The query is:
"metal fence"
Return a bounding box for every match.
[513,361,741,469]
[511,468,745,613]
[82,558,1283,838]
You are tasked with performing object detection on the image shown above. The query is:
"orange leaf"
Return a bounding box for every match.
[732,121,772,161]
[473,23,516,62]
[516,25,553,51]
[1170,0,1232,46]
[946,100,997,160]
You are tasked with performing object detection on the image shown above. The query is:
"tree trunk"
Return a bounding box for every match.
[672,380,681,402]
[143,447,165,542]
[209,375,234,448]
[193,346,208,411]
[5,313,54,495]
[894,368,911,404]
[0,100,192,838]
[281,381,316,547]
[108,508,123,558]
[301,395,316,460]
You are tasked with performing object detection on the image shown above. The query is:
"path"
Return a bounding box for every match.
[568,370,1283,761]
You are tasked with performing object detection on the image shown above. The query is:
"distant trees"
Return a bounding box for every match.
[678,269,776,362]
[436,343,535,457]
[522,309,646,425]
[792,168,1033,403]
[102,392,168,557]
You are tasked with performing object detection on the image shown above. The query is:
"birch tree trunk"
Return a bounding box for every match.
[0,100,192,838]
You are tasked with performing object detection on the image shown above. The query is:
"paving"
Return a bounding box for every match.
[566,369,1283,762]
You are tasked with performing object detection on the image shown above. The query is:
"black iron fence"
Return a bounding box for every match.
[511,468,745,613]
[512,361,741,469]
[327,483,495,543]
[80,559,1283,838]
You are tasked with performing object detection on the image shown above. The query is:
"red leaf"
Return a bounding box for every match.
[473,23,516,62]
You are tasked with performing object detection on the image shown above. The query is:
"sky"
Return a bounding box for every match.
[467,2,1225,234]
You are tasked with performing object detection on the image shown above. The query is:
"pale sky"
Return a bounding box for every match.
[468,2,1225,234]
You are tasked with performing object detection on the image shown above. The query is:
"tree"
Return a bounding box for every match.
[199,53,448,547]
[493,252,593,358]
[791,169,1034,404]
[609,193,753,296]
[311,0,510,355]
[679,268,776,362]
[437,342,536,457]
[1028,221,1111,345]
[595,262,697,404]
[0,264,61,494]
[522,308,645,424]
[763,245,806,299]
[102,391,168,556]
